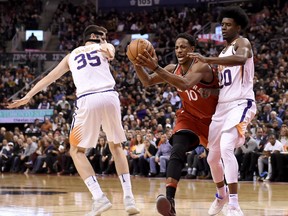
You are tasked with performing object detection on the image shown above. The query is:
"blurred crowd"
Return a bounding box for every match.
[0,1,287,181]
[0,0,42,52]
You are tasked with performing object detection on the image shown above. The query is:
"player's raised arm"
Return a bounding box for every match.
[7,54,70,109]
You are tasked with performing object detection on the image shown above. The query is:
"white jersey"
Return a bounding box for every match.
[217,39,255,103]
[68,43,115,97]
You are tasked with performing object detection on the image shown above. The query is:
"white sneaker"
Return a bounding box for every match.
[226,205,244,216]
[208,191,229,215]
[86,194,112,216]
[124,196,140,215]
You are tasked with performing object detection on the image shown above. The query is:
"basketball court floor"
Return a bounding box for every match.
[0,174,287,216]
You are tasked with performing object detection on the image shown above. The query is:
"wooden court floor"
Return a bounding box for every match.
[0,173,288,216]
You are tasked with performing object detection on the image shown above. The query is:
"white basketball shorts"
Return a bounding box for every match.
[70,91,127,148]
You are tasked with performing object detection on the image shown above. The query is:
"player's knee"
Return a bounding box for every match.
[108,142,123,156]
[70,145,85,158]
[220,145,234,160]
[207,151,220,167]
[169,144,186,163]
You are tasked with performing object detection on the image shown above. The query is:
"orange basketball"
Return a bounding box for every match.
[126,38,154,63]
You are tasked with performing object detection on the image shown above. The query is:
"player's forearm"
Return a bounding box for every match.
[26,77,55,99]
[153,66,195,91]
[134,65,161,87]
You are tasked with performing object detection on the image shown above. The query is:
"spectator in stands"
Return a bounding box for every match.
[101,140,115,175]
[139,138,157,176]
[87,136,107,174]
[56,95,71,110]
[57,138,76,175]
[269,111,283,130]
[129,134,145,176]
[0,127,6,144]
[257,133,284,181]
[235,131,258,181]
[279,124,288,150]
[269,124,288,181]
[10,137,25,172]
[145,132,156,147]
[27,33,38,42]
[40,117,52,133]
[10,137,37,173]
[31,135,56,174]
[37,97,50,109]
[149,133,172,177]
[185,145,209,179]
[259,103,273,123]
[0,141,14,172]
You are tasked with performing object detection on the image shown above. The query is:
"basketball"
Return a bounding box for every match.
[126,38,154,63]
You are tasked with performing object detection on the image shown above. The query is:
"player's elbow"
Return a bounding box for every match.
[236,56,248,65]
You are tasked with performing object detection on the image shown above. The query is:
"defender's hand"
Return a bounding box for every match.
[7,97,30,109]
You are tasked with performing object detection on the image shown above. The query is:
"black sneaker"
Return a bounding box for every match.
[156,194,176,216]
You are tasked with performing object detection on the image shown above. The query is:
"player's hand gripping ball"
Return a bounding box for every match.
[126,38,154,63]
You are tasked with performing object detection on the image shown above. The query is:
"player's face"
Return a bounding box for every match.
[221,18,240,42]
[175,38,194,65]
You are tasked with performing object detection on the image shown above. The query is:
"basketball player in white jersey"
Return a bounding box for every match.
[188,6,256,216]
[7,25,140,216]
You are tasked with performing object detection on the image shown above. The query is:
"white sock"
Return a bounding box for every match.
[119,173,133,198]
[229,194,239,207]
[84,176,104,200]
[192,168,197,176]
[217,185,227,198]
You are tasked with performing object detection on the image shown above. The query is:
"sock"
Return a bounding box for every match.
[217,185,227,198]
[84,176,104,200]
[166,182,177,200]
[119,173,133,198]
[187,167,192,175]
[229,194,239,207]
[192,168,197,176]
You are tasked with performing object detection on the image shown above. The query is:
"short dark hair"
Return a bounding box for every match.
[83,25,107,43]
[175,33,196,47]
[218,6,249,30]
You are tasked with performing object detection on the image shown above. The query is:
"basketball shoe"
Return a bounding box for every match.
[156,194,176,216]
[226,205,244,216]
[86,194,112,216]
[124,196,140,215]
[208,187,229,215]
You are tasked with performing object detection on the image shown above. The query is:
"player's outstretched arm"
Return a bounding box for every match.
[7,54,70,109]
[187,38,252,66]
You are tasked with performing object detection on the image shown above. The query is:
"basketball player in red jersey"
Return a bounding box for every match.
[130,33,219,216]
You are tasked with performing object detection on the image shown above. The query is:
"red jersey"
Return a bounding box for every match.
[173,64,219,147]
